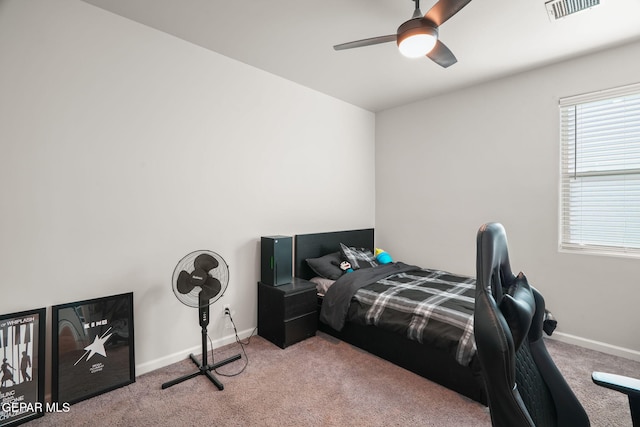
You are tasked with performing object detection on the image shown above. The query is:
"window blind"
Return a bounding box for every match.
[559,83,640,256]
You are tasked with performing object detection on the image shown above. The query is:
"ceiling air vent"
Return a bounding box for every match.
[545,0,600,20]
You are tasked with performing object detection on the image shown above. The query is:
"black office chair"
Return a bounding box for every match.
[474,222,640,427]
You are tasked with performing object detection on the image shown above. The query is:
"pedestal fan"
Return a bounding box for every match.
[161,250,241,390]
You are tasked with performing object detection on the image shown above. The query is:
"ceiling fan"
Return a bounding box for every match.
[333,0,472,68]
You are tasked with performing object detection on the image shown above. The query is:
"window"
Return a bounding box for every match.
[559,83,640,257]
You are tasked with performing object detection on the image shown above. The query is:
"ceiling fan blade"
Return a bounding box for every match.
[423,0,472,27]
[427,40,457,68]
[194,253,218,272]
[334,34,397,51]
[177,270,195,294]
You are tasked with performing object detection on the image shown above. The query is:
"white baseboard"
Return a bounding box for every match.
[136,327,256,376]
[138,329,640,377]
[549,331,640,362]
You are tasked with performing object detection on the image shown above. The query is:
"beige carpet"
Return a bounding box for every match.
[27,332,639,426]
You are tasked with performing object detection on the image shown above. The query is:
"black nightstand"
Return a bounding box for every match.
[257,278,317,348]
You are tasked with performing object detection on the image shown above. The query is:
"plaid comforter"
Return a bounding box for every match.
[320,262,477,366]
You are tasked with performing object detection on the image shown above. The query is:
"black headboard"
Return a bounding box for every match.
[294,228,374,280]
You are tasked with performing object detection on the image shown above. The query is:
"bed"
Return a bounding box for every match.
[294,228,487,405]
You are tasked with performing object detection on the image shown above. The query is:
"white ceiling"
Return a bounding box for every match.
[82,0,640,112]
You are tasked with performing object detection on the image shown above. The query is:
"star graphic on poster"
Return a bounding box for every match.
[84,332,113,360]
[74,327,113,366]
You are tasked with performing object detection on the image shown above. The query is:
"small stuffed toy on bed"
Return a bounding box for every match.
[375,248,393,264]
[340,261,353,273]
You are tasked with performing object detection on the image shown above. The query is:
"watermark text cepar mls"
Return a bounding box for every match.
[1,401,71,414]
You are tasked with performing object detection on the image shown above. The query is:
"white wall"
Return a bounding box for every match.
[0,0,375,376]
[376,40,640,359]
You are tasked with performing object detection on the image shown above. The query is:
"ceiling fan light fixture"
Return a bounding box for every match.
[333,0,470,67]
[397,20,438,58]
[398,33,438,58]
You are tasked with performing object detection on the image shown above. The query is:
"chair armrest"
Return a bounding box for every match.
[593,372,640,426]
[592,372,640,397]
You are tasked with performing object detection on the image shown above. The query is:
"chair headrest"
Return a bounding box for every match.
[476,223,515,303]
[499,273,535,350]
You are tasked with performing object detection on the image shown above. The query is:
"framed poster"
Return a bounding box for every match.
[52,292,134,405]
[0,307,46,426]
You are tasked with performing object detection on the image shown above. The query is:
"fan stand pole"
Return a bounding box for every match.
[161,307,241,390]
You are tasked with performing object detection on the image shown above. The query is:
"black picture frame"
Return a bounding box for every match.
[0,307,46,426]
[52,292,134,405]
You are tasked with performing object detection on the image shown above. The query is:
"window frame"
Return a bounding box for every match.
[559,82,640,258]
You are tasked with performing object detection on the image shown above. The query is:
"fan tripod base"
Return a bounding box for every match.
[161,352,241,390]
[161,321,241,390]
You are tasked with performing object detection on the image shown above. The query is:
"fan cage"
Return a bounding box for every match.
[172,250,229,308]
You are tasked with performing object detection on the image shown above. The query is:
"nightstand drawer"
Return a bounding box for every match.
[283,312,317,348]
[284,291,317,319]
[258,279,318,348]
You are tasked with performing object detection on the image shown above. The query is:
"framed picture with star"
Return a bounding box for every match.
[52,292,135,405]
